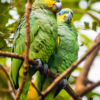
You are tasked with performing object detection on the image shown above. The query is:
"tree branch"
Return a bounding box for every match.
[0,89,13,93]
[0,37,99,100]
[0,65,16,95]
[69,34,100,100]
[31,82,43,96]
[76,34,100,86]
[15,0,32,100]
[0,30,13,37]
[80,81,100,96]
[0,98,3,100]
[40,33,100,100]
[0,50,81,100]
[64,84,81,100]
[0,50,39,66]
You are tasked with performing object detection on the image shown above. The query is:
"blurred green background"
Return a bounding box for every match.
[0,0,100,100]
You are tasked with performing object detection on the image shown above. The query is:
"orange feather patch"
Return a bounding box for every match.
[23,51,25,56]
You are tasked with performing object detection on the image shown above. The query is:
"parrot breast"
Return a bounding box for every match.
[29,4,58,63]
[50,22,79,77]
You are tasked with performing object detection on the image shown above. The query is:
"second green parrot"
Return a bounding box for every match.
[41,8,79,100]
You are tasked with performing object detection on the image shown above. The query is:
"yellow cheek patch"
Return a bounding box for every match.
[71,17,73,23]
[58,14,66,22]
[45,0,56,7]
[38,24,40,29]
[58,36,60,46]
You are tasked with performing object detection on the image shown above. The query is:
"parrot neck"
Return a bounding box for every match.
[32,2,47,9]
[32,2,56,18]
[32,2,56,16]
[58,21,74,27]
[58,22,77,38]
[34,0,45,3]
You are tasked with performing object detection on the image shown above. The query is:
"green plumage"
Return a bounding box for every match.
[11,2,58,100]
[50,22,78,78]
[42,9,79,100]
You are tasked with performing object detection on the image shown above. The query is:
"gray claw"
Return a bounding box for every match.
[30,59,42,70]
[56,73,67,89]
[36,59,42,69]
[30,59,48,75]
[56,73,60,76]
[39,64,48,75]
[59,79,67,89]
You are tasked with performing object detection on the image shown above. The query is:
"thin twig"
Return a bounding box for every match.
[40,34,100,99]
[0,50,38,66]
[0,1,21,16]
[31,82,43,96]
[0,65,16,95]
[80,81,100,96]
[0,45,6,50]
[0,89,13,93]
[15,0,32,100]
[0,30,13,37]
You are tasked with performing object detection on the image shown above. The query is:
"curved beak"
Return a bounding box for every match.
[64,12,72,23]
[55,1,62,12]
[52,1,62,13]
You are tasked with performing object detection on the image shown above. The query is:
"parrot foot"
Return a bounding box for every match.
[56,73,67,89]
[59,78,67,89]
[39,63,48,75]
[30,59,42,70]
[30,59,48,75]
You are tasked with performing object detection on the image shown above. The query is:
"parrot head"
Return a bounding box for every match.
[35,0,62,13]
[57,8,73,23]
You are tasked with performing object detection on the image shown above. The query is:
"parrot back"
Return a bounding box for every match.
[11,3,58,89]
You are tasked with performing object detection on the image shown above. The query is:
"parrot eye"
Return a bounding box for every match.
[56,0,60,2]
[59,12,62,16]
[66,11,69,14]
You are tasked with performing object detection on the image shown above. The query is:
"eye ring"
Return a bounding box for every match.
[57,0,60,2]
[59,12,62,16]
[66,11,69,14]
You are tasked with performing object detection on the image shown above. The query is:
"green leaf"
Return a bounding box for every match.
[84,22,90,29]
[92,22,97,31]
[0,37,6,49]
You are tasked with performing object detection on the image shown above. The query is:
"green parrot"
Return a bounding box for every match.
[10,0,62,99]
[41,8,79,100]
